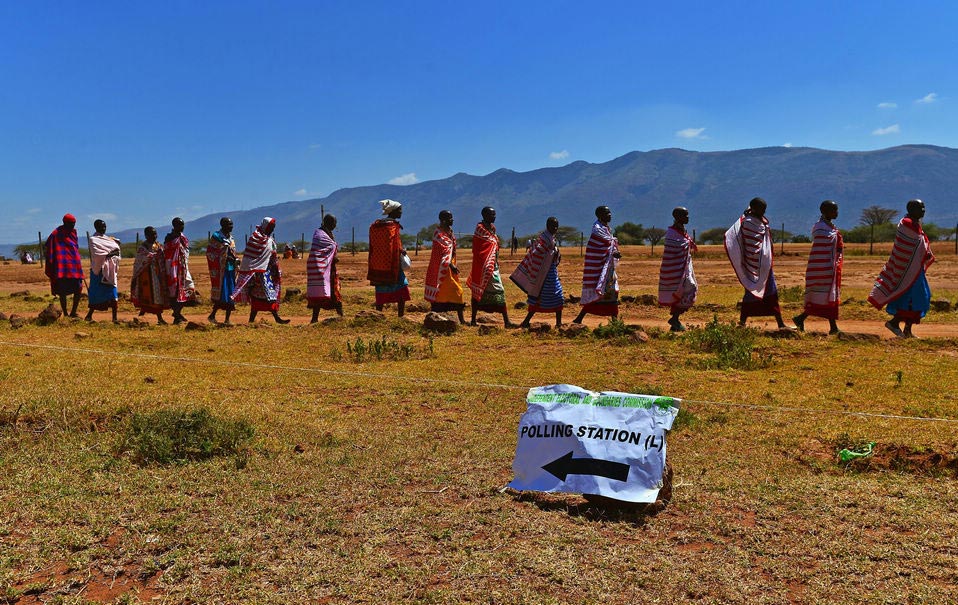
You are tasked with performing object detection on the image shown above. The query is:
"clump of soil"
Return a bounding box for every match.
[795,436,958,478]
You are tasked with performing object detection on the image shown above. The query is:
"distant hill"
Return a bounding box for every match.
[90,144,958,247]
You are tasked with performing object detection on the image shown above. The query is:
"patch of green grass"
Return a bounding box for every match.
[683,316,772,370]
[118,407,254,465]
[592,317,634,339]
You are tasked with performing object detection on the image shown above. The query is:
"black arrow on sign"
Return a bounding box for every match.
[542,451,630,482]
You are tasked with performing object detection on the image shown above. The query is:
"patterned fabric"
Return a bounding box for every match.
[131,242,170,313]
[307,227,341,309]
[164,232,195,303]
[725,214,773,298]
[579,220,619,314]
[44,226,84,294]
[741,272,781,318]
[207,231,237,309]
[467,222,501,301]
[367,219,404,285]
[886,272,931,323]
[424,227,463,308]
[89,233,121,288]
[868,217,935,310]
[375,270,411,305]
[510,230,558,298]
[802,219,843,320]
[527,262,564,312]
[234,225,282,308]
[87,269,118,310]
[658,226,698,312]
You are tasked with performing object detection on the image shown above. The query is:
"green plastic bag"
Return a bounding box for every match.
[838,442,875,463]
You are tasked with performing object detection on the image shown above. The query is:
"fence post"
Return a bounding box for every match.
[781,223,785,255]
[692,228,696,245]
[38,231,44,267]
[352,227,356,255]
[580,232,584,257]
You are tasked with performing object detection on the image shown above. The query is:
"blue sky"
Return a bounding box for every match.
[2,0,956,243]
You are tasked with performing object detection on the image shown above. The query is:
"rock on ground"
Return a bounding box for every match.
[558,323,590,338]
[478,325,501,336]
[36,304,62,326]
[423,312,458,334]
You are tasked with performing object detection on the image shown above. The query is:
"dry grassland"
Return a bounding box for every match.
[0,244,957,604]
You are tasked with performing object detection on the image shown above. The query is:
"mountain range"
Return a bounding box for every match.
[17,145,958,256]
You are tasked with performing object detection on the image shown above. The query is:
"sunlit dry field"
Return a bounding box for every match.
[1,244,957,603]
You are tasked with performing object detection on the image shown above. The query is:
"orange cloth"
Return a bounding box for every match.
[367,220,403,285]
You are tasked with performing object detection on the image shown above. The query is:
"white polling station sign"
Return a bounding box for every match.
[508,384,679,503]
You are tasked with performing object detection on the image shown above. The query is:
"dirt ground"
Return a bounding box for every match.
[2,243,956,337]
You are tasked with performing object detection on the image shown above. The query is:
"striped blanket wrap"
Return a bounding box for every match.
[467,222,501,301]
[233,227,281,306]
[206,231,237,305]
[803,220,843,318]
[580,221,619,306]
[510,230,558,298]
[424,227,461,304]
[131,242,169,312]
[868,218,934,309]
[725,215,773,298]
[164,233,195,303]
[306,227,339,303]
[658,226,698,311]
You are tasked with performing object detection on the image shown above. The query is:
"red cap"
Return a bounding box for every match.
[63,213,76,224]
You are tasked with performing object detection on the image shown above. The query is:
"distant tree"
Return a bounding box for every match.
[417,223,439,242]
[555,225,579,247]
[14,243,42,257]
[859,205,898,254]
[613,222,645,245]
[921,222,947,241]
[698,227,727,244]
[644,227,666,254]
[790,234,811,244]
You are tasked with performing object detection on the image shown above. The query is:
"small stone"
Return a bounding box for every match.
[527,322,551,334]
[36,304,62,326]
[513,301,527,309]
[10,290,29,297]
[423,312,458,334]
[283,287,303,302]
[478,325,502,336]
[837,332,881,342]
[558,323,590,338]
[321,316,344,325]
[144,376,155,384]
[620,295,636,303]
[567,295,580,304]
[75,331,92,340]
[474,314,499,325]
[0,312,7,321]
[768,328,801,339]
[184,321,207,332]
[405,302,430,313]
[353,310,386,321]
[9,315,27,329]
[630,330,651,343]
[636,294,657,306]
[294,444,305,454]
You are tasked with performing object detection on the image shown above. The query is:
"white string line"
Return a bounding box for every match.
[2,340,957,424]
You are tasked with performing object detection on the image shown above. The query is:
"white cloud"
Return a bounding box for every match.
[872,124,901,136]
[676,127,706,139]
[26,207,42,214]
[877,102,897,109]
[916,92,938,104]
[549,150,570,160]
[294,188,308,196]
[308,143,322,150]
[387,173,419,186]
[87,213,118,222]
[782,142,793,148]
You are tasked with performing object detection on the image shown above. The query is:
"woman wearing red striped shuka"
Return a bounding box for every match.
[424,210,466,323]
[467,207,515,327]
[512,216,564,328]
[573,206,621,324]
[658,207,697,332]
[724,197,792,329]
[793,200,843,334]
[868,200,935,338]
[233,217,290,324]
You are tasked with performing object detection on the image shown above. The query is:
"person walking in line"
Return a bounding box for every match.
[164,217,195,325]
[307,214,343,322]
[868,199,935,338]
[658,207,697,332]
[233,217,290,324]
[725,197,792,330]
[367,199,411,317]
[573,206,621,324]
[793,200,843,334]
[424,210,466,323]
[467,207,515,327]
[131,226,170,324]
[207,217,238,324]
[85,219,121,323]
[512,216,564,328]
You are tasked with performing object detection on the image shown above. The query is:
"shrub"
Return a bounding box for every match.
[684,316,772,370]
[345,335,416,362]
[119,408,254,465]
[777,285,804,303]
[592,318,635,339]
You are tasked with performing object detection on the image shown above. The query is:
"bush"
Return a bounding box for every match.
[684,316,772,370]
[344,335,419,362]
[592,318,635,339]
[777,285,804,303]
[119,408,254,465]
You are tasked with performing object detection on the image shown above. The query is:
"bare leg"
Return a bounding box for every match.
[336,303,344,317]
[208,308,218,323]
[156,312,167,325]
[249,309,258,323]
[828,319,839,334]
[502,310,516,328]
[397,300,405,318]
[902,320,915,338]
[111,305,118,323]
[224,308,232,324]
[58,294,69,317]
[555,309,562,327]
[70,294,80,317]
[793,312,807,332]
[272,310,290,324]
[456,308,465,324]
[519,310,535,328]
[470,302,479,326]
[884,318,903,337]
[572,309,587,324]
[311,308,320,323]
[668,310,686,332]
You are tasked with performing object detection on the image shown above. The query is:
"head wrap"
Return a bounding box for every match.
[63,213,76,224]
[259,217,276,231]
[379,199,402,215]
